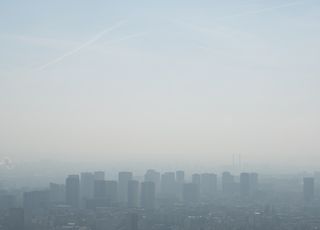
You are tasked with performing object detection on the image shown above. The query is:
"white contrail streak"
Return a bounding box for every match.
[37,20,126,71]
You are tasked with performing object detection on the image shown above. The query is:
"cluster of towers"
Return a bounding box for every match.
[20,170,262,215]
[63,171,156,210]
[23,172,319,212]
[56,170,260,210]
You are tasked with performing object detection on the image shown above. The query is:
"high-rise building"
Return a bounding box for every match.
[176,171,185,183]
[176,171,185,201]
[192,173,201,185]
[200,173,217,201]
[106,180,118,204]
[23,190,50,211]
[161,172,176,198]
[141,181,155,210]
[118,172,133,204]
[94,180,107,199]
[314,171,320,184]
[49,183,65,205]
[23,190,49,227]
[222,172,235,194]
[240,172,250,197]
[80,172,94,201]
[303,177,314,202]
[183,183,199,204]
[314,171,320,197]
[144,169,161,194]
[128,180,139,208]
[94,171,105,181]
[65,175,80,208]
[250,172,259,193]
[88,180,117,208]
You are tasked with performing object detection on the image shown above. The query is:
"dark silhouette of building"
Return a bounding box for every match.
[106,180,118,204]
[94,171,105,181]
[176,170,185,183]
[144,169,161,194]
[303,177,314,203]
[200,173,217,201]
[176,170,185,201]
[222,171,235,194]
[118,172,133,204]
[23,190,49,211]
[240,172,250,197]
[250,172,259,194]
[183,183,199,204]
[128,180,139,208]
[49,183,65,205]
[141,181,155,210]
[94,180,107,199]
[80,172,94,201]
[192,173,201,185]
[161,172,176,198]
[65,175,80,208]
[89,180,118,208]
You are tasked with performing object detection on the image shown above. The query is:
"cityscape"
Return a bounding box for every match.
[0,169,320,229]
[1,0,320,229]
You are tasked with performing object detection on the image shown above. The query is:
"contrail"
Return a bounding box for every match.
[37,20,127,71]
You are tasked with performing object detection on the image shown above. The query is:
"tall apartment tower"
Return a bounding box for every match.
[94,180,107,199]
[161,172,176,198]
[250,172,259,193]
[176,171,185,183]
[141,181,155,210]
[106,180,118,205]
[200,173,217,201]
[118,172,133,204]
[128,180,139,208]
[23,190,50,211]
[222,172,235,194]
[65,175,80,208]
[192,173,201,185]
[49,183,65,205]
[240,172,250,197]
[94,171,105,181]
[183,183,200,204]
[80,172,94,200]
[144,169,161,194]
[176,170,185,200]
[303,177,315,203]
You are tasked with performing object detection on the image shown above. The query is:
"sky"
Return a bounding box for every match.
[0,0,320,170]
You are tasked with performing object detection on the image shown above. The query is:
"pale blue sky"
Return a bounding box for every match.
[1,0,320,168]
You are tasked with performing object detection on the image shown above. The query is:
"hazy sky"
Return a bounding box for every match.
[1,0,320,168]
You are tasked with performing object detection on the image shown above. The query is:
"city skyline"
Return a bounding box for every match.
[1,1,320,229]
[3,167,320,229]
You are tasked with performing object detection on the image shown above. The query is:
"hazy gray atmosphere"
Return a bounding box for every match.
[1,2,320,230]
[1,0,320,172]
